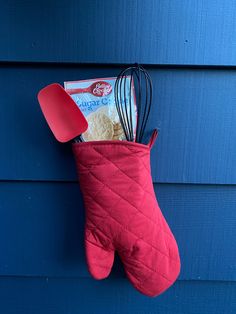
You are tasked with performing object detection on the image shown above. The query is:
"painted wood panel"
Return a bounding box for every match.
[1,64,236,184]
[1,0,236,65]
[0,277,235,314]
[0,182,235,281]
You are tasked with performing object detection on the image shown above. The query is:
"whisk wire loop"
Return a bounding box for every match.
[114,64,153,143]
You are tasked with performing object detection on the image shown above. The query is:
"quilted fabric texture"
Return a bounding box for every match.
[72,131,180,297]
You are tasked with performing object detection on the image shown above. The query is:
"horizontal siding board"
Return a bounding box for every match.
[1,64,236,184]
[0,277,235,314]
[0,182,235,281]
[1,1,236,65]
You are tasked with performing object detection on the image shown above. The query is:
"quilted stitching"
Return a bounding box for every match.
[73,140,180,297]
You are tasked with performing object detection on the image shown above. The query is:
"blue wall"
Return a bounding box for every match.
[0,1,236,313]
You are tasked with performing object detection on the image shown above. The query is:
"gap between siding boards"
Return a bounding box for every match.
[0,179,236,187]
[0,275,235,283]
[1,60,236,71]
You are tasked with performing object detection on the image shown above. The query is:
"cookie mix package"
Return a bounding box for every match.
[64,77,137,141]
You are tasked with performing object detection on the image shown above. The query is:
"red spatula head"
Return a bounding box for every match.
[37,83,88,142]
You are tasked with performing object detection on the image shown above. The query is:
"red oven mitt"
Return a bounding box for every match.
[72,130,180,297]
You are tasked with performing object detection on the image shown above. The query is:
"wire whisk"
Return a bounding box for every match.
[114,64,153,143]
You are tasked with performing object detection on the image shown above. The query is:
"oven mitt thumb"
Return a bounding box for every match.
[72,130,180,297]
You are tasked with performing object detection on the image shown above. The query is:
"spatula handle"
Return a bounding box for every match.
[74,135,84,142]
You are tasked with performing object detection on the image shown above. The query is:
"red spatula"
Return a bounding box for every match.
[37,83,88,143]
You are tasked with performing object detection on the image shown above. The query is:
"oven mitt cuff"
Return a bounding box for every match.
[72,130,180,297]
